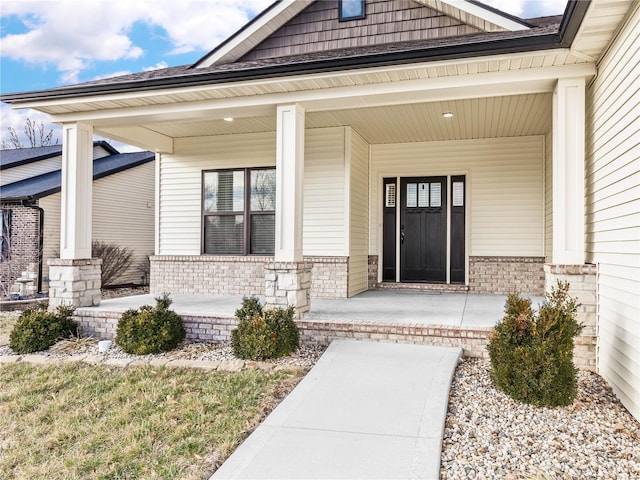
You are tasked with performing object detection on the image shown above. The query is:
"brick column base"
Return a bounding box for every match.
[544,263,597,371]
[265,262,312,318]
[48,258,102,309]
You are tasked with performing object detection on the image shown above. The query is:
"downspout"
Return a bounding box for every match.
[24,201,44,293]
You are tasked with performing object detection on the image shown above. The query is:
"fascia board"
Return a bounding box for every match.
[195,0,312,68]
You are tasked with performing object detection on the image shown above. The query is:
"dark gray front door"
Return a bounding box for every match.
[400,177,447,282]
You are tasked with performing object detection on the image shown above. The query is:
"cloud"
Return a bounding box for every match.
[1,0,273,85]
[0,104,60,148]
[143,61,168,72]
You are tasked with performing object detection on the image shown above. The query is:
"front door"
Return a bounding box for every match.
[400,177,447,282]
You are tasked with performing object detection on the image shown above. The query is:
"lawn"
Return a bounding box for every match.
[0,312,18,346]
[0,362,302,479]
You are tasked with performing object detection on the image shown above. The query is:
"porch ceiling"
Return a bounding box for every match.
[138,92,551,144]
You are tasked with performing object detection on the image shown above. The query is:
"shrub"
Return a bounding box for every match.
[9,303,76,354]
[231,297,299,361]
[487,281,583,407]
[92,240,134,287]
[115,294,186,355]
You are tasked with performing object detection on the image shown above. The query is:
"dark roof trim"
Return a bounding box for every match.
[0,140,120,170]
[0,152,154,202]
[192,0,282,69]
[465,0,533,29]
[0,147,61,169]
[558,0,591,46]
[1,1,590,104]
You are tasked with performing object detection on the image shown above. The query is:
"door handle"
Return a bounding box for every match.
[400,231,405,245]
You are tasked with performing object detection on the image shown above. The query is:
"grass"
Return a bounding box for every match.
[0,362,302,479]
[0,312,19,346]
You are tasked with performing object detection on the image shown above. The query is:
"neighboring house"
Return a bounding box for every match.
[0,142,155,292]
[1,0,638,419]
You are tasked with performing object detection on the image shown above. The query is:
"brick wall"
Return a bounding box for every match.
[469,256,545,295]
[74,309,239,343]
[0,203,40,296]
[368,255,378,289]
[544,263,597,371]
[307,256,348,298]
[150,255,350,298]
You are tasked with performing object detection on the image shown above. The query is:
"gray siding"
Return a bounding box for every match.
[240,0,479,61]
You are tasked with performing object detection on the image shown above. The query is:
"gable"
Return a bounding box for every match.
[196,0,531,67]
[239,0,481,62]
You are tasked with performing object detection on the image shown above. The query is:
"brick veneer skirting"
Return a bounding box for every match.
[545,263,597,371]
[368,255,378,289]
[150,255,350,298]
[469,256,545,295]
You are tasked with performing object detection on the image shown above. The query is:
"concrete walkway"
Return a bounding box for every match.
[211,339,462,480]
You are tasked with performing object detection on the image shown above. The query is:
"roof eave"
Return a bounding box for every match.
[1,32,565,105]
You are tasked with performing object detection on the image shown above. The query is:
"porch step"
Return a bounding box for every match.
[376,282,470,293]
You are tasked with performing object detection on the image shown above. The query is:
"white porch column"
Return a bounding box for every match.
[552,77,586,265]
[266,104,311,317]
[274,103,305,262]
[60,122,94,259]
[48,122,101,308]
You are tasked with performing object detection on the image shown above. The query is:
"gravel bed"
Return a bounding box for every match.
[441,358,640,480]
[0,339,325,368]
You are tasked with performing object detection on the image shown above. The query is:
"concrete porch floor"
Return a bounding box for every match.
[90,290,545,328]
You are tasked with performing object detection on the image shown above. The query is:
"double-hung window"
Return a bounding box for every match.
[202,168,276,255]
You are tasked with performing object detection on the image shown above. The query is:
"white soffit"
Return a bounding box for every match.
[415,0,530,32]
[195,0,312,68]
[571,0,636,61]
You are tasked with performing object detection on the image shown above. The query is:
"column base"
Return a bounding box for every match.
[544,263,597,371]
[265,262,312,318]
[48,258,102,309]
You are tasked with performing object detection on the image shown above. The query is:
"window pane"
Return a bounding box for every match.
[204,170,244,212]
[341,0,364,19]
[251,214,275,255]
[418,183,429,207]
[430,183,442,207]
[406,183,417,208]
[251,169,276,211]
[204,215,244,254]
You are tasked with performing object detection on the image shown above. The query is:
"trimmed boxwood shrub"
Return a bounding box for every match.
[9,303,77,354]
[115,294,185,355]
[487,281,583,407]
[231,297,299,361]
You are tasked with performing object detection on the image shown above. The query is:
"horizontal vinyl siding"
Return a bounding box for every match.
[159,132,276,255]
[304,127,346,256]
[39,161,155,287]
[159,128,346,257]
[1,157,61,186]
[1,146,123,186]
[40,193,62,289]
[348,129,370,296]
[544,129,553,262]
[585,3,640,420]
[370,136,544,257]
[92,161,155,284]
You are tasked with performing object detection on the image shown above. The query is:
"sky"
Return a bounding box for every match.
[0,0,568,150]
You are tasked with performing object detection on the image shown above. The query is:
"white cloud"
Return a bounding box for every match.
[1,0,273,85]
[0,104,60,148]
[143,61,168,72]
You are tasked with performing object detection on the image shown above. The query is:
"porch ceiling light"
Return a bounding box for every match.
[223,117,234,122]
[442,112,454,118]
